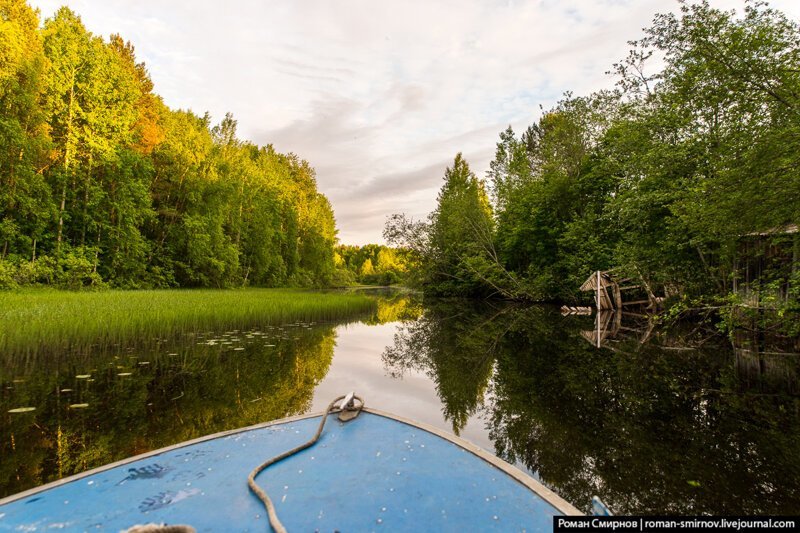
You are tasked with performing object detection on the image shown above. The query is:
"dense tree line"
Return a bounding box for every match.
[0,1,337,289]
[387,1,800,305]
[333,244,409,286]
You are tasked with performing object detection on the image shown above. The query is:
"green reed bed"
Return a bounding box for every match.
[0,288,376,356]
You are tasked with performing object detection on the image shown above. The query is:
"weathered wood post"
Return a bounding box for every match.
[595,308,601,348]
[595,270,601,312]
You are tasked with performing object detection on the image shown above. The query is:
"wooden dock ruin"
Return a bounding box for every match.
[579,270,663,312]
[579,310,655,349]
[573,270,662,349]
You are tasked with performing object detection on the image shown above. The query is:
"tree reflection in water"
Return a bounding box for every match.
[383,299,505,434]
[0,324,338,498]
[383,299,800,514]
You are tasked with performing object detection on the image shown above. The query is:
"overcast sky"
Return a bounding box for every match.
[29,1,800,244]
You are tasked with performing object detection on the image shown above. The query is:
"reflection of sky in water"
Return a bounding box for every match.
[311,322,493,452]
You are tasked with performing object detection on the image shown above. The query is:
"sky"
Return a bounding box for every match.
[29,0,800,245]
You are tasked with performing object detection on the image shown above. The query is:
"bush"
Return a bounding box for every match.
[329,268,357,287]
[0,260,18,290]
[56,250,105,290]
[13,256,58,285]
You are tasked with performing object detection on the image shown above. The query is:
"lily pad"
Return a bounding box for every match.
[8,407,36,413]
[117,372,133,376]
[76,374,91,379]
[69,403,90,409]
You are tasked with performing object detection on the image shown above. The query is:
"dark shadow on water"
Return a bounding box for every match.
[382,299,800,514]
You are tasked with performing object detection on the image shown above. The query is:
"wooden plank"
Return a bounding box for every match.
[598,287,614,310]
[621,300,650,306]
[613,282,622,310]
[621,311,649,318]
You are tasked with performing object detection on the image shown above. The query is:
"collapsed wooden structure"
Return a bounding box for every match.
[579,310,655,349]
[559,305,591,315]
[579,270,662,312]
[574,270,662,348]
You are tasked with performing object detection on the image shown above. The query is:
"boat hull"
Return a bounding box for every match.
[0,408,578,531]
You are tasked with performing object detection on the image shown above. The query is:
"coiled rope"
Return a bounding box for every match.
[248,393,365,533]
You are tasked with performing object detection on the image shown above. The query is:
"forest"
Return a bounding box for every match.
[4,0,799,308]
[386,1,800,314]
[0,0,339,289]
[334,244,409,286]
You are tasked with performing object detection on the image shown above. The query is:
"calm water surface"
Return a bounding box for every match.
[2,290,799,514]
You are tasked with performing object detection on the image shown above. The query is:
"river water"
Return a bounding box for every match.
[2,289,799,514]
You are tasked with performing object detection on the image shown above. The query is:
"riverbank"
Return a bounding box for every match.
[0,288,376,356]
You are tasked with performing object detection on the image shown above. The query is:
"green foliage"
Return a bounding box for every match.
[387,1,800,308]
[490,96,618,301]
[0,251,105,289]
[0,258,17,289]
[427,153,495,295]
[0,2,340,289]
[603,0,800,300]
[385,154,501,297]
[334,243,411,286]
[56,248,104,289]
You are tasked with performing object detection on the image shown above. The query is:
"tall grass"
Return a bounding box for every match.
[0,288,376,356]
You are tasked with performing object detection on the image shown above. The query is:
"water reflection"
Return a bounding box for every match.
[0,323,339,498]
[2,292,799,516]
[358,288,423,325]
[383,299,508,435]
[382,300,800,514]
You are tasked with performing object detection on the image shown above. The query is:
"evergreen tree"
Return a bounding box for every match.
[426,153,495,296]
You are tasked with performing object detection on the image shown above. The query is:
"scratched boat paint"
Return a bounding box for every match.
[0,410,575,531]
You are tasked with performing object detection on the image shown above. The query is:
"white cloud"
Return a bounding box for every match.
[29,0,800,244]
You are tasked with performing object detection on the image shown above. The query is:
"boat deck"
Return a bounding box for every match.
[0,409,578,531]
